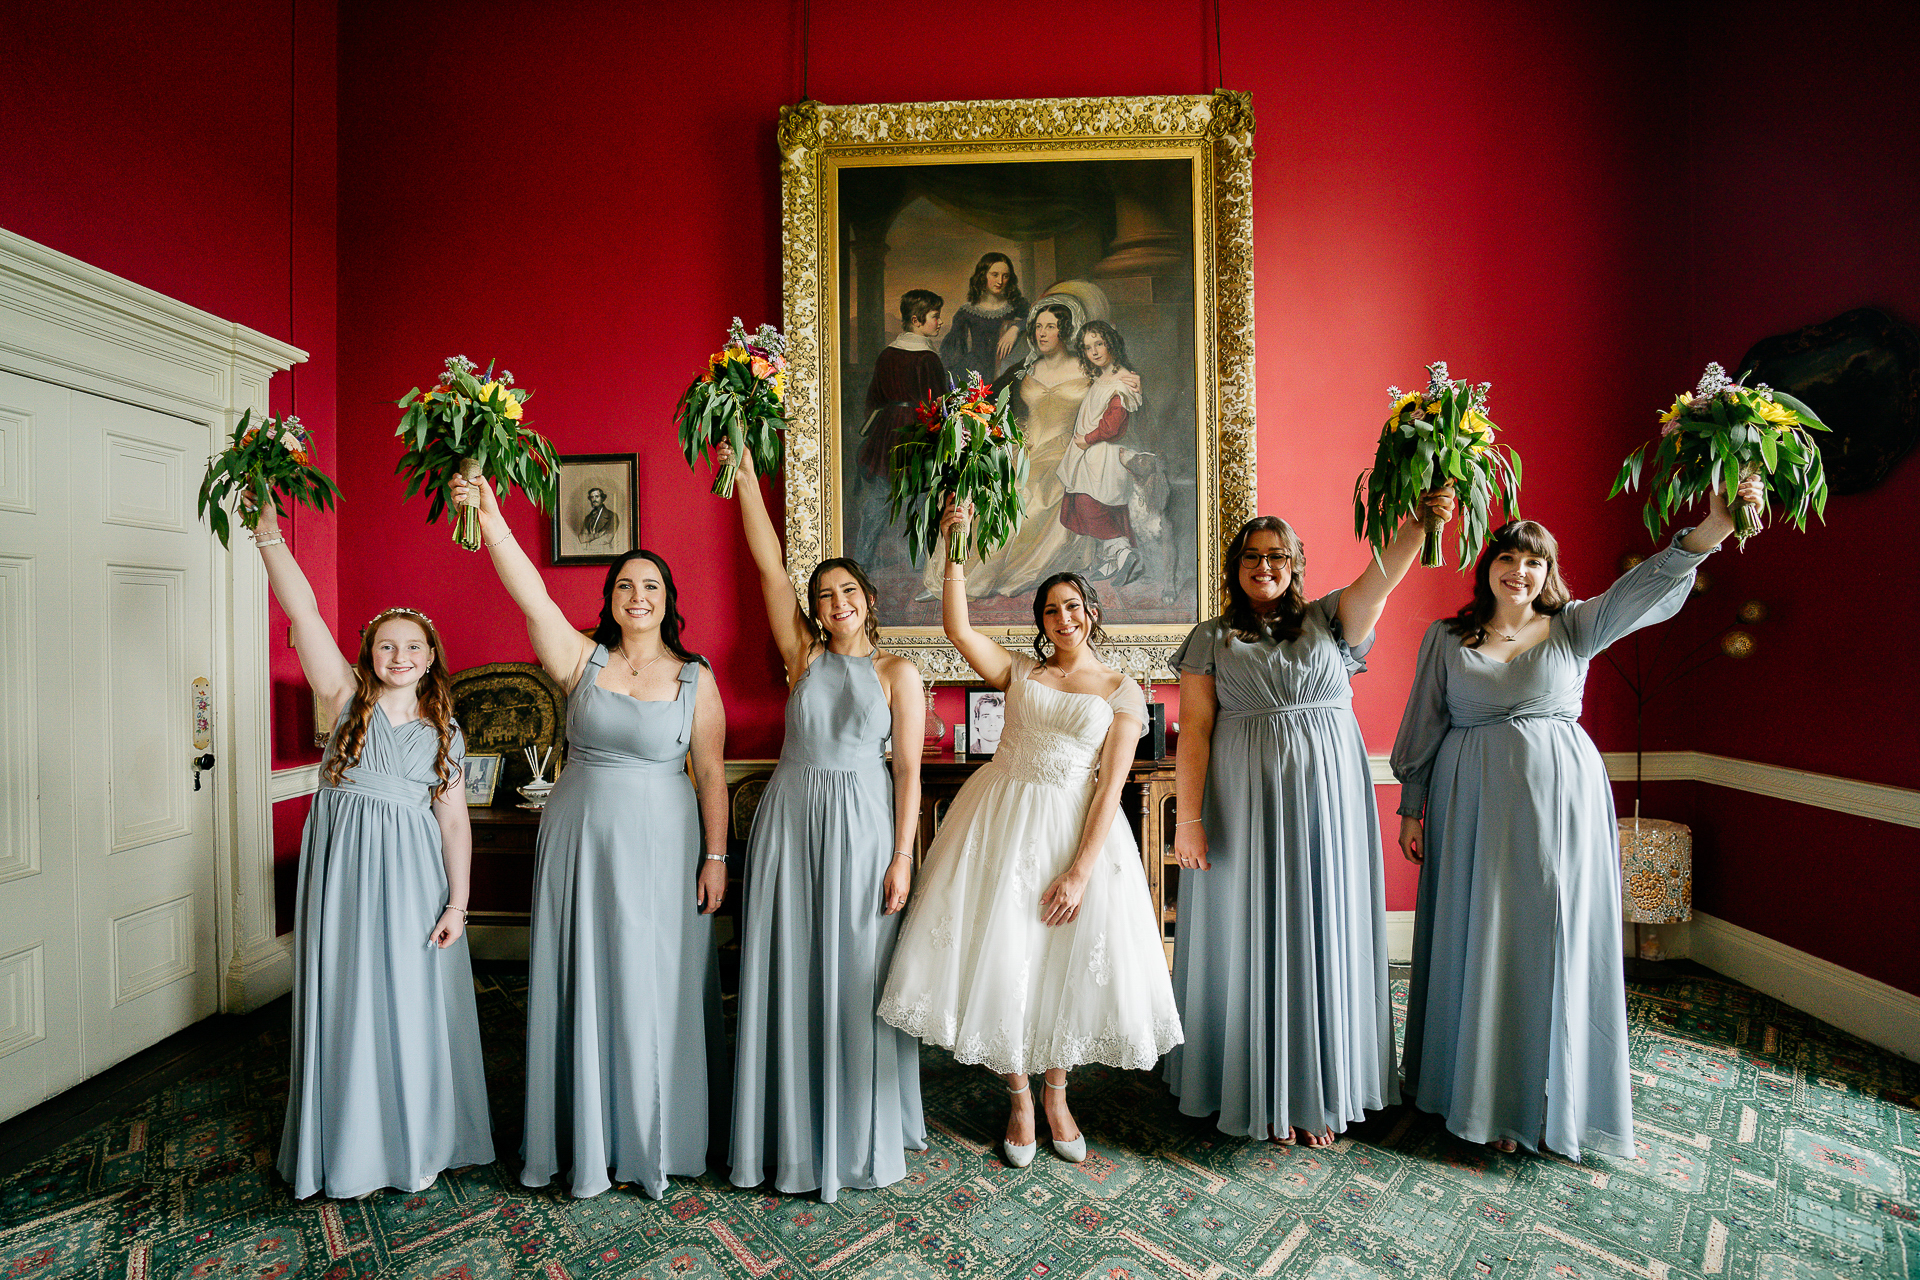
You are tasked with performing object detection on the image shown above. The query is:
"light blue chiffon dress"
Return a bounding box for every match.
[521,649,720,1199]
[1392,535,1713,1160]
[730,649,925,1202]
[278,713,494,1200]
[1163,591,1399,1138]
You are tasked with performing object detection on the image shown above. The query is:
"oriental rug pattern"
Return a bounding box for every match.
[2,970,1915,1279]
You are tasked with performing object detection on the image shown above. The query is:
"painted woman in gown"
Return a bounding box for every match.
[714,443,928,1202]
[926,302,1094,600]
[882,504,1181,1167]
[1056,320,1143,583]
[1392,479,1756,1159]
[1163,496,1450,1145]
[939,252,1028,388]
[454,475,730,1199]
[253,502,493,1199]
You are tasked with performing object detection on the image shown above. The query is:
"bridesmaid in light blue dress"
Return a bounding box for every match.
[251,502,493,1200]
[1392,480,1754,1160]
[715,443,927,1202]
[1164,500,1448,1145]
[455,475,731,1199]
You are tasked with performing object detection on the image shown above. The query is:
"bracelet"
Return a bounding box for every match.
[704,853,729,862]
[942,574,965,583]
[1175,819,1203,827]
[891,851,914,862]
[483,530,516,549]
[251,535,284,549]
[443,905,469,921]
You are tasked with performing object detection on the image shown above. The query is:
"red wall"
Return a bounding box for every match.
[335,0,1683,929]
[13,0,1912,985]
[1651,0,1920,992]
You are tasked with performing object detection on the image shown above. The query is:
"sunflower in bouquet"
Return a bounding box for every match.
[1353,362,1522,570]
[1611,362,1828,549]
[885,373,1028,565]
[197,410,341,548]
[675,318,788,498]
[394,355,559,551]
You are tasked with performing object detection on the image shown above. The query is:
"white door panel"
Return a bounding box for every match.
[0,370,220,1116]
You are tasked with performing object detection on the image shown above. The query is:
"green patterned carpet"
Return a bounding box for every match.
[3,968,1917,1279]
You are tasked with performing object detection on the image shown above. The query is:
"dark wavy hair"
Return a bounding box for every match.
[591,550,705,665]
[1076,319,1136,379]
[1221,516,1310,643]
[965,252,1026,310]
[1446,520,1572,648]
[322,610,460,796]
[1031,571,1110,660]
[1027,302,1076,354]
[805,557,882,650]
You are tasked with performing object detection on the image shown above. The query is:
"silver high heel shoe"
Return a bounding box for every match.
[1045,1078,1086,1163]
[1002,1083,1037,1168]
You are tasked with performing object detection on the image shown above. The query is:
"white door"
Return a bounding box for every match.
[0,369,221,1120]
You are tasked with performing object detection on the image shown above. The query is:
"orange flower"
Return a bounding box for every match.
[750,356,775,380]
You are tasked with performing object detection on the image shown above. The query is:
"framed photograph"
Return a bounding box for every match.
[550,453,638,565]
[966,687,1008,756]
[776,92,1258,681]
[463,752,503,807]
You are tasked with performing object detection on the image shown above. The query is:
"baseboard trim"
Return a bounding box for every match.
[1691,911,1920,1062]
[222,935,292,1013]
[1384,911,1414,965]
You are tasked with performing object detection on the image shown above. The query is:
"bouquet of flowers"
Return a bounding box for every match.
[196,410,341,548]
[1611,362,1828,548]
[1353,362,1522,569]
[394,355,558,551]
[885,373,1028,564]
[675,318,788,498]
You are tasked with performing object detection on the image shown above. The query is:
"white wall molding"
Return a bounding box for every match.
[1366,749,1920,828]
[1384,911,1414,965]
[0,225,304,1016]
[269,764,321,803]
[1691,912,1920,1062]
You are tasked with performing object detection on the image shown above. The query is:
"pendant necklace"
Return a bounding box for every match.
[1491,614,1535,643]
[615,646,665,680]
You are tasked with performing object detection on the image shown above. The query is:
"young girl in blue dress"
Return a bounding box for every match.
[252,502,494,1200]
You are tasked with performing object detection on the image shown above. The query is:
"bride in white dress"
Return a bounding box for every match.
[879,502,1183,1167]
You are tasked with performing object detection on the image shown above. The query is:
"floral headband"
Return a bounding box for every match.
[364,607,437,633]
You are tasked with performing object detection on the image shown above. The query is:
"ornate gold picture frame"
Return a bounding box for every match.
[778,92,1257,682]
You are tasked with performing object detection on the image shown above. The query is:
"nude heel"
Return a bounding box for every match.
[1045,1078,1086,1163]
[1001,1083,1037,1168]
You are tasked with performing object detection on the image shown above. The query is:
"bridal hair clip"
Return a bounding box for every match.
[365,606,438,631]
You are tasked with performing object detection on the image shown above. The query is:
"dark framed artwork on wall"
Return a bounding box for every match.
[965,686,1008,755]
[550,453,638,565]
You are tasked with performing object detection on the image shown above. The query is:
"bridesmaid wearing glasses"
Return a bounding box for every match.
[1163,496,1451,1146]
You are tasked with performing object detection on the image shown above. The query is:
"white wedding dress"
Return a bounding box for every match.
[878,652,1183,1074]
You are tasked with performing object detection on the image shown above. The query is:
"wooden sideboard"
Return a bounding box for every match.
[465,753,1186,970]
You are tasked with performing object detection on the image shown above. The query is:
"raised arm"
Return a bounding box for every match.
[877,653,925,916]
[448,473,593,689]
[1338,489,1455,644]
[689,665,730,915]
[716,442,811,670]
[249,503,355,712]
[939,499,1015,688]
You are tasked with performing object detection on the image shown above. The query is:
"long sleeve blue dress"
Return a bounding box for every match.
[1391,535,1713,1160]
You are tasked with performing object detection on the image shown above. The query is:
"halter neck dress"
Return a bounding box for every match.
[730,649,925,1202]
[521,646,720,1199]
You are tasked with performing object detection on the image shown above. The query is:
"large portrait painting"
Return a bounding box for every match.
[778,92,1257,680]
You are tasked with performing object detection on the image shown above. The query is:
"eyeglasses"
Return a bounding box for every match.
[1239,551,1293,569]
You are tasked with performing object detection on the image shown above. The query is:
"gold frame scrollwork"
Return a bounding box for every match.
[777,91,1257,683]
